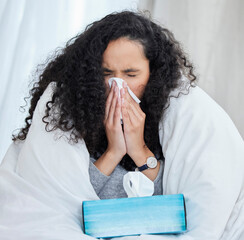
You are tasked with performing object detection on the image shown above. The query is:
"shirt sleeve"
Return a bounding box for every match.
[153,160,164,195]
[88,157,111,195]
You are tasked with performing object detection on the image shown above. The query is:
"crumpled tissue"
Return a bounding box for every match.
[108,77,141,103]
[123,171,154,197]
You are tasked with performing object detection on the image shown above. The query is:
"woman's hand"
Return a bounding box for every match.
[120,81,147,161]
[104,81,127,160]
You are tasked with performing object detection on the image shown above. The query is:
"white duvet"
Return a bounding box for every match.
[0,81,244,240]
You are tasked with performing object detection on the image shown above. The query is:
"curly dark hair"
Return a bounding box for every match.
[13,11,197,171]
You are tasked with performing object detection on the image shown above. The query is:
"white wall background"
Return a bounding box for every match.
[0,0,243,162]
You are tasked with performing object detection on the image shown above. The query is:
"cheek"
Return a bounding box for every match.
[133,76,149,97]
[129,83,147,99]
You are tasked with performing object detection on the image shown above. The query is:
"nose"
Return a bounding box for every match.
[114,73,123,79]
[113,74,128,87]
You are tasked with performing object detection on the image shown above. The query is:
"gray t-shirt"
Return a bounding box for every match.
[89,157,164,199]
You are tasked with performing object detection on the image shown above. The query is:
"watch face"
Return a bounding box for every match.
[147,157,157,168]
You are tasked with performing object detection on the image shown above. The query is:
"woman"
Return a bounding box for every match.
[12,11,196,199]
[1,11,244,240]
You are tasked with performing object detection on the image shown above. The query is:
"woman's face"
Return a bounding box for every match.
[102,37,150,100]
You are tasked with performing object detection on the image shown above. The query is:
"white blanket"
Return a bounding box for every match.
[0,82,244,240]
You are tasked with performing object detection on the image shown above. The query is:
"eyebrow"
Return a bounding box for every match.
[102,67,139,73]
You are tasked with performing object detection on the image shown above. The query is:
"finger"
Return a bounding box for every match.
[122,82,143,116]
[107,85,119,124]
[128,102,142,120]
[121,86,143,121]
[121,91,132,127]
[122,91,142,127]
[126,105,138,125]
[122,81,133,104]
[113,92,122,126]
[105,81,115,121]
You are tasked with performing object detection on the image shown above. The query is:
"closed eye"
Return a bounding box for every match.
[103,73,136,77]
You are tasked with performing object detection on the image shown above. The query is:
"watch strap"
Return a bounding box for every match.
[137,164,149,172]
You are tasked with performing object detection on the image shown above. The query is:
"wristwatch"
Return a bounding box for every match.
[135,156,158,172]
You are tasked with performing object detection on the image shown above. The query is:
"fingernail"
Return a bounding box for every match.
[114,85,117,92]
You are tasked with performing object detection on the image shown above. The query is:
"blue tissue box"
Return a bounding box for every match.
[82,194,187,238]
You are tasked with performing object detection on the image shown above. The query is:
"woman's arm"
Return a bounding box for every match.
[93,149,122,176]
[131,146,161,181]
[120,81,160,181]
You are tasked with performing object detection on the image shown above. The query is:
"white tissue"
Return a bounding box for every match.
[123,172,154,198]
[108,77,141,104]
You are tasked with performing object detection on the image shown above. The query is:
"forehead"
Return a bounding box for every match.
[102,38,147,69]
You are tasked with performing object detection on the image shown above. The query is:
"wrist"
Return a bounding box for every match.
[105,148,124,163]
[94,149,123,176]
[131,145,155,167]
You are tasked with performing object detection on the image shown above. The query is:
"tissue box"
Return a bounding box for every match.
[82,194,187,238]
